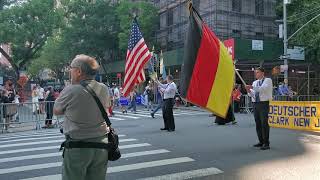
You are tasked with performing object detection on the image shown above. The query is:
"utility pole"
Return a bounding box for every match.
[283,0,289,85]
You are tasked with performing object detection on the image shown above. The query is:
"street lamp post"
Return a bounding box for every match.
[283,0,289,84]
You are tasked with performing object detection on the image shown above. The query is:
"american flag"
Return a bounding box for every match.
[122,18,151,97]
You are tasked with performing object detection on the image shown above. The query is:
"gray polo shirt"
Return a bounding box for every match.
[54,80,110,140]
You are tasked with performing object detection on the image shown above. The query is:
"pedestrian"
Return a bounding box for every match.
[107,84,114,117]
[37,84,45,114]
[245,67,273,150]
[150,78,165,118]
[119,87,128,114]
[53,54,111,180]
[126,88,137,113]
[31,86,39,115]
[0,89,13,131]
[113,85,120,107]
[156,75,177,132]
[43,86,55,128]
[144,84,149,109]
[232,85,242,113]
[146,83,154,111]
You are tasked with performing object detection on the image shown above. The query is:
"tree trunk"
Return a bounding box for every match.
[0,47,20,79]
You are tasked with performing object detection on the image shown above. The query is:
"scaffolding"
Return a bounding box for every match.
[154,0,278,51]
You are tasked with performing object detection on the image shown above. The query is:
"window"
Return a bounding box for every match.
[232,0,242,12]
[255,0,264,15]
[232,29,242,38]
[255,32,264,39]
[167,9,173,26]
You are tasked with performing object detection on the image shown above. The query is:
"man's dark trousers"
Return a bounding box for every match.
[163,98,175,131]
[253,101,270,145]
[161,100,168,129]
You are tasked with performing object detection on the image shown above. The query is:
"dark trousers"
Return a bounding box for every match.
[162,98,175,130]
[253,101,270,145]
[127,99,136,112]
[45,102,54,125]
[234,101,240,113]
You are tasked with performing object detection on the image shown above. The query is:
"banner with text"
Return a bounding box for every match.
[269,101,320,132]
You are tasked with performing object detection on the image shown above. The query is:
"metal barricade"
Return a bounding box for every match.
[273,95,298,101]
[273,95,320,101]
[297,95,320,101]
[0,101,62,133]
[239,95,253,114]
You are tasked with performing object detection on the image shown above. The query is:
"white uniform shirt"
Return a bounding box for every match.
[159,82,177,99]
[248,77,273,102]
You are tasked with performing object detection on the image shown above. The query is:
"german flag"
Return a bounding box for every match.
[180,5,235,118]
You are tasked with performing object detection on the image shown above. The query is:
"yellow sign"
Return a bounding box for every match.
[269,101,320,132]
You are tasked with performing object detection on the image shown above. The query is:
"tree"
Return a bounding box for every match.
[277,0,320,62]
[27,32,70,82]
[58,0,119,72]
[0,0,63,78]
[116,0,159,57]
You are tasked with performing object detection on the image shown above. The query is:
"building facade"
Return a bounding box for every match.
[107,0,281,79]
[154,0,278,51]
[0,44,11,67]
[106,0,319,95]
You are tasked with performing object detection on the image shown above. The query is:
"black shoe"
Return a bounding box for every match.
[160,128,168,131]
[151,113,155,118]
[260,145,270,150]
[253,143,263,147]
[168,129,175,132]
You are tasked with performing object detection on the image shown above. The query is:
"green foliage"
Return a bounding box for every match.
[59,0,118,61]
[1,0,159,78]
[0,0,63,76]
[277,0,320,62]
[27,32,70,78]
[116,0,159,54]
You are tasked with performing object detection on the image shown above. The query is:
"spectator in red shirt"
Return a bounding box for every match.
[232,85,242,113]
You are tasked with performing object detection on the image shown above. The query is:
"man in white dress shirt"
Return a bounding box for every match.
[246,67,273,150]
[156,75,177,132]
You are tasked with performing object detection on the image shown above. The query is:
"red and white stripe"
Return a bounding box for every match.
[122,38,151,97]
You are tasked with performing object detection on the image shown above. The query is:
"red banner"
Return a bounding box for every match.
[223,39,235,60]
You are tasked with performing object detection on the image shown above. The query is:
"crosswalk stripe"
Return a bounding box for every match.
[0,132,61,140]
[108,157,194,173]
[121,149,169,158]
[0,149,169,163]
[0,143,150,156]
[20,157,194,180]
[114,114,140,119]
[0,138,136,149]
[0,135,64,144]
[113,111,150,118]
[109,117,125,121]
[0,139,64,149]
[137,167,223,180]
[0,134,126,144]
[174,112,209,116]
[136,111,162,117]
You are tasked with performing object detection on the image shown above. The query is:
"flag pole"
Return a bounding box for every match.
[235,70,247,86]
[234,62,247,86]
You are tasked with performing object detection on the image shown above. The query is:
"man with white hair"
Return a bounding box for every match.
[54,54,111,180]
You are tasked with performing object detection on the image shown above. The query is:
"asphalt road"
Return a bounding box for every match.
[0,107,319,180]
